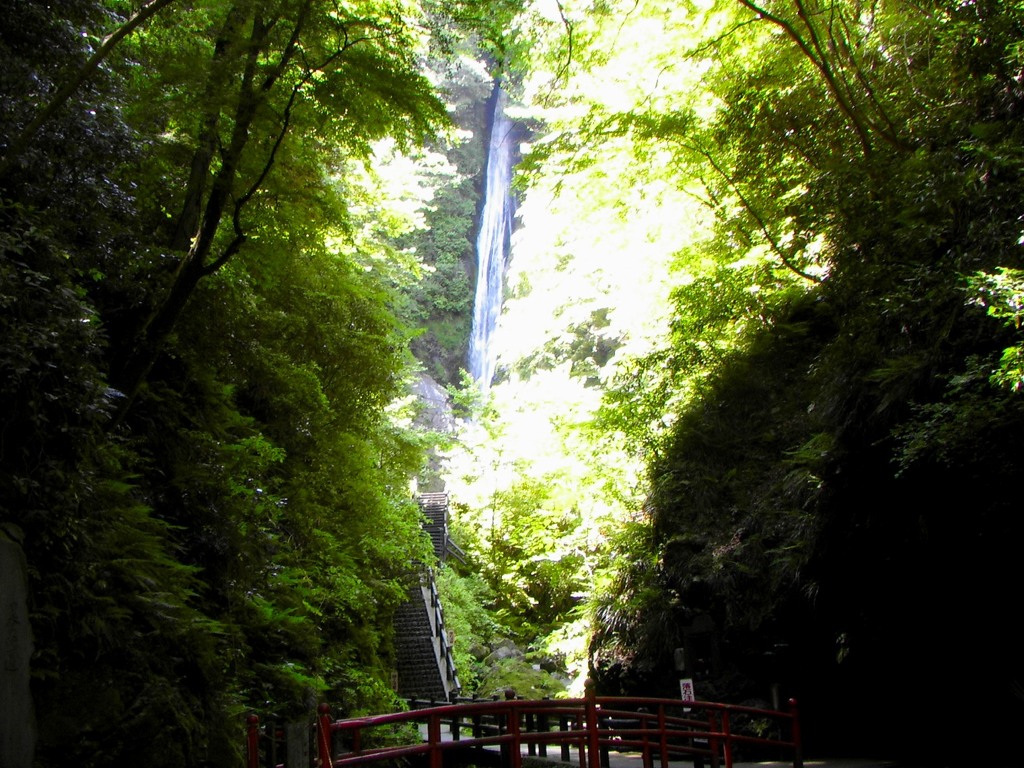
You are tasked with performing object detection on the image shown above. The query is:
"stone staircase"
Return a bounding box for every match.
[393,494,461,700]
[419,492,465,564]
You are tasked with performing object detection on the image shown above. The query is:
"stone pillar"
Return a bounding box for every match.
[1,534,35,768]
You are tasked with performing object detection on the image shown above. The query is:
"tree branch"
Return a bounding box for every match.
[203,80,303,277]
[112,3,328,416]
[832,8,905,147]
[735,0,875,156]
[171,3,250,251]
[690,141,823,284]
[553,0,575,85]
[0,0,178,178]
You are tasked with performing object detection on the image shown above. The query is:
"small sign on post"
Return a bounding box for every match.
[681,677,708,765]
[680,678,695,717]
[679,678,695,703]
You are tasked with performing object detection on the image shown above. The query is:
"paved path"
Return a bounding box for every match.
[420,722,898,768]
[552,755,897,768]
[512,745,897,768]
[568,753,894,768]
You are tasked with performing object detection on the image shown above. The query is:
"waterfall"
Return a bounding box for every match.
[468,86,516,391]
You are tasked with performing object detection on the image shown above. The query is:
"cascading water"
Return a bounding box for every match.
[468,86,516,391]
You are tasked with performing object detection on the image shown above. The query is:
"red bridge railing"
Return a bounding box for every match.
[247,689,802,768]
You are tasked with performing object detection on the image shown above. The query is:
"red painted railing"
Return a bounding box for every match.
[245,688,803,768]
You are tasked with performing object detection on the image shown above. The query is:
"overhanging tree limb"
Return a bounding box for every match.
[689,141,823,284]
[206,80,304,277]
[171,3,250,251]
[110,1,369,422]
[553,0,575,85]
[735,0,875,156]
[831,9,903,146]
[111,6,286,420]
[0,0,178,178]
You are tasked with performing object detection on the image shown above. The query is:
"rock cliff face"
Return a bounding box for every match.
[412,371,455,493]
[402,61,493,390]
[412,372,455,434]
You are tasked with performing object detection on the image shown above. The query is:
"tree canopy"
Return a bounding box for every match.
[4,0,1024,763]
[0,1,519,764]
[484,0,1024,760]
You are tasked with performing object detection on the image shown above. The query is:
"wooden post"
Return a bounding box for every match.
[720,709,732,768]
[599,715,610,768]
[658,704,669,768]
[526,711,536,756]
[429,712,443,768]
[585,679,601,768]
[501,688,521,768]
[560,715,571,762]
[538,700,550,758]
[638,707,652,768]
[509,696,523,768]
[245,715,260,768]
[317,703,333,768]
[789,699,803,768]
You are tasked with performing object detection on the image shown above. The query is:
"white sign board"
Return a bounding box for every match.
[679,678,695,702]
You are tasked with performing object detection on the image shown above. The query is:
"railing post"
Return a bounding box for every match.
[599,715,610,768]
[246,715,260,768]
[638,707,652,768]
[473,693,483,749]
[789,699,803,768]
[500,691,510,766]
[720,709,732,768]
[500,689,522,768]
[509,695,523,768]
[317,703,333,768]
[538,699,550,758]
[658,704,668,768]
[526,710,536,756]
[707,710,719,768]
[560,714,571,762]
[585,679,601,768]
[429,712,443,768]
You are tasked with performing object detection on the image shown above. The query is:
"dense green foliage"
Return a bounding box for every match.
[502,0,1024,760]
[7,0,1024,762]
[0,1,515,764]
[434,565,500,689]
[420,0,1024,760]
